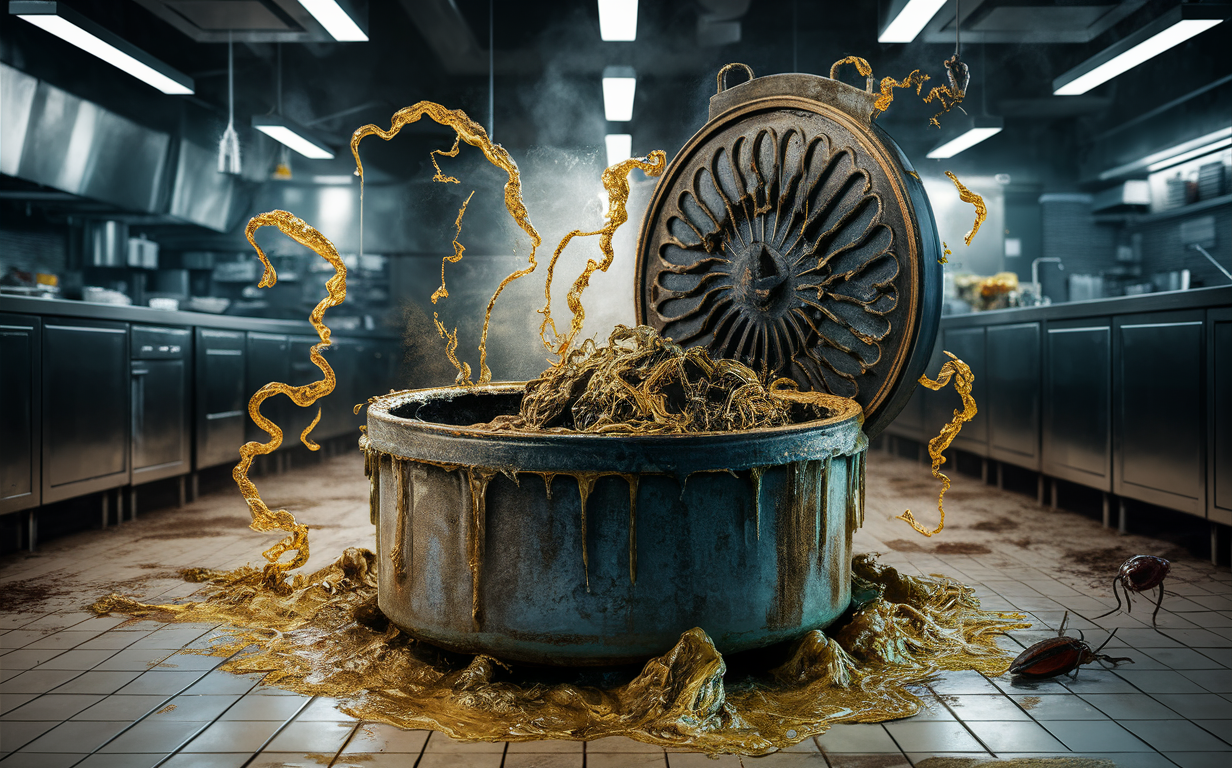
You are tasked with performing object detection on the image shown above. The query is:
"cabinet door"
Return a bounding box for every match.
[942,327,987,455]
[987,322,1041,470]
[132,359,189,483]
[245,333,290,446]
[0,314,40,514]
[195,329,246,469]
[1211,308,1232,525]
[43,319,130,502]
[1113,312,1205,514]
[1042,320,1111,491]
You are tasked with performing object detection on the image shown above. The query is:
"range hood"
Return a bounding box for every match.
[0,62,243,232]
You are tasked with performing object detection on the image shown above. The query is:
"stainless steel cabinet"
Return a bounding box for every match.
[1042,319,1112,491]
[1112,312,1206,514]
[942,327,987,456]
[131,326,191,485]
[42,319,130,503]
[245,333,290,446]
[194,328,246,469]
[1211,308,1232,525]
[987,322,1041,471]
[0,313,40,514]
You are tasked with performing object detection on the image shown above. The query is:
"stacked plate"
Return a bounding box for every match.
[1197,162,1226,200]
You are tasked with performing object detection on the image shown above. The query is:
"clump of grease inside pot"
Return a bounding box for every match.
[482,325,857,434]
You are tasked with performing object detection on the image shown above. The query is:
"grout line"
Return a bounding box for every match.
[327,718,366,767]
[233,693,316,768]
[411,729,431,768]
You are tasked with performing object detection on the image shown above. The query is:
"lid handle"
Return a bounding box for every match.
[716,63,754,94]
[828,56,875,93]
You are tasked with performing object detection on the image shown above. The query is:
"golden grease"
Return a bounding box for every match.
[351,103,543,385]
[235,210,347,581]
[945,171,987,246]
[92,551,1027,755]
[872,70,929,118]
[539,151,667,357]
[896,352,977,537]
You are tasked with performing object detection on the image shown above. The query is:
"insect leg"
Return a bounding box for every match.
[1089,577,1123,620]
[1151,583,1166,630]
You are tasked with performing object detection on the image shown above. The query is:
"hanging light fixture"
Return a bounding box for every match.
[218,32,241,175]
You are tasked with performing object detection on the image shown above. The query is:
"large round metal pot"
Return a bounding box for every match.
[364,384,867,666]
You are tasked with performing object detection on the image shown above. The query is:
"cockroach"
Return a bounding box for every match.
[1089,555,1171,628]
[1009,612,1133,679]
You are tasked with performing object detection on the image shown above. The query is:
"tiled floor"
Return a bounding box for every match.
[2,449,1230,767]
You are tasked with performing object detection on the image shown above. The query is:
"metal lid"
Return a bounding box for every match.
[634,66,942,439]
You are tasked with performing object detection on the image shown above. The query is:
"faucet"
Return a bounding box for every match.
[1028,257,1064,305]
[1031,257,1064,287]
[1190,244,1232,283]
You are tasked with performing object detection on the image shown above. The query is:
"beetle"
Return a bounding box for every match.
[1089,555,1171,629]
[1009,612,1133,680]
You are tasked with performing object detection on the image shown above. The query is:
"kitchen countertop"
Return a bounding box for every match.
[0,295,400,338]
[942,284,1232,324]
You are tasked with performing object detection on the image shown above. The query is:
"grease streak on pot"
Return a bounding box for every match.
[365,384,867,666]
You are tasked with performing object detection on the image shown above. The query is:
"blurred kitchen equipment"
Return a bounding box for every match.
[85,220,129,267]
[1069,274,1105,302]
[185,296,230,314]
[154,269,190,296]
[83,286,132,305]
[127,235,159,269]
[1151,270,1190,293]
[147,297,179,311]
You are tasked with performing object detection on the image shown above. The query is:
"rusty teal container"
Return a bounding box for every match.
[364,384,866,665]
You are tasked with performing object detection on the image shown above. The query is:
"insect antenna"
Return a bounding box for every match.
[1057,610,1070,637]
[1089,577,1123,620]
[1092,626,1119,654]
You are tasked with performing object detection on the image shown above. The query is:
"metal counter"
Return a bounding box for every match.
[884,285,1232,536]
[0,296,403,551]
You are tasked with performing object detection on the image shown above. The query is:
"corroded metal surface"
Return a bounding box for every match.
[365,386,868,665]
[634,72,942,439]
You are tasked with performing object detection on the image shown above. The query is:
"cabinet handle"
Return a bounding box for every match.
[132,369,150,376]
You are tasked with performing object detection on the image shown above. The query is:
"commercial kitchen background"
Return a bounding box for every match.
[2,0,1228,559]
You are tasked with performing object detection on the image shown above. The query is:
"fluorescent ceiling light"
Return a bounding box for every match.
[253,116,335,160]
[1099,127,1232,179]
[602,66,636,122]
[1054,5,1228,95]
[298,0,368,42]
[879,0,948,43]
[11,1,193,95]
[1146,137,1232,172]
[598,0,637,41]
[605,134,632,167]
[312,175,356,184]
[926,118,1003,159]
